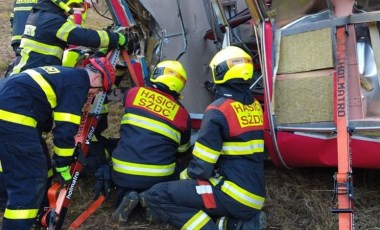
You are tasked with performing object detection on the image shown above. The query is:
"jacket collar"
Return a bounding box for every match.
[33,0,68,19]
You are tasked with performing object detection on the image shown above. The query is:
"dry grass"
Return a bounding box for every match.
[1,1,380,229]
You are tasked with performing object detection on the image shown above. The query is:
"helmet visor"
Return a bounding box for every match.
[213,57,252,81]
[151,67,186,85]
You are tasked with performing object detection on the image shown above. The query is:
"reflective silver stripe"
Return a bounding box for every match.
[181,210,211,230]
[177,141,190,152]
[179,168,189,180]
[222,139,265,155]
[96,30,110,47]
[113,158,176,176]
[25,69,57,108]
[13,6,33,11]
[20,38,64,59]
[56,21,76,41]
[193,142,219,163]
[209,177,265,209]
[12,48,30,74]
[121,113,180,144]
[217,216,227,230]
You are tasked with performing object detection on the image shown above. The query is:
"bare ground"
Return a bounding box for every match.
[1,1,380,229]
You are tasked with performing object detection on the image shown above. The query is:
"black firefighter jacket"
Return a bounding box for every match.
[180,83,266,211]
[112,86,192,190]
[0,65,91,162]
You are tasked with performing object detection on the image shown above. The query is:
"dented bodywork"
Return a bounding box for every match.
[119,0,380,169]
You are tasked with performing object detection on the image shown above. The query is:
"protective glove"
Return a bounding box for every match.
[52,154,72,186]
[117,33,127,48]
[55,166,72,187]
[92,164,112,200]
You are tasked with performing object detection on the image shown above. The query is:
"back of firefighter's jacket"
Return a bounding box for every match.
[111,86,191,190]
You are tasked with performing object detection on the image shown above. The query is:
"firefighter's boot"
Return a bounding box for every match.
[218,211,267,230]
[239,211,267,230]
[112,191,139,223]
[139,192,162,223]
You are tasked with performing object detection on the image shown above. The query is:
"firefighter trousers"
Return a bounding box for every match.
[0,125,48,230]
[141,179,258,230]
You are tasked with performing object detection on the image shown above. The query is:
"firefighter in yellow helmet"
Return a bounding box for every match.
[139,46,267,230]
[10,0,128,75]
[108,60,192,224]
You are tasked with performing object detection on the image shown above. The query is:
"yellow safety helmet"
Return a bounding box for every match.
[150,60,187,94]
[63,0,83,7]
[62,48,86,67]
[52,0,83,14]
[209,46,254,84]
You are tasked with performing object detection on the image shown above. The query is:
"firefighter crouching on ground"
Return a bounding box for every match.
[10,0,128,75]
[109,60,192,224]
[0,57,116,230]
[139,46,267,230]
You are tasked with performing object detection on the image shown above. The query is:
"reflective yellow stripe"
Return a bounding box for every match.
[53,112,81,124]
[100,103,109,114]
[0,109,37,127]
[0,161,2,172]
[56,21,76,41]
[20,38,64,59]
[216,216,227,230]
[177,142,190,153]
[12,48,30,74]
[121,113,180,144]
[25,69,57,108]
[179,168,189,180]
[112,158,175,176]
[181,210,211,230]
[48,168,54,178]
[91,135,98,142]
[13,6,33,11]
[222,139,264,155]
[53,145,75,157]
[67,17,74,24]
[193,142,220,164]
[96,30,110,47]
[11,35,22,42]
[209,177,265,209]
[4,208,39,219]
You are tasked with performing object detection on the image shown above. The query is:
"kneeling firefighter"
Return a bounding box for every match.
[139,46,267,230]
[109,60,192,225]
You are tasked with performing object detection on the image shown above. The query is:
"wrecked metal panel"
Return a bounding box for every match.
[139,0,252,113]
